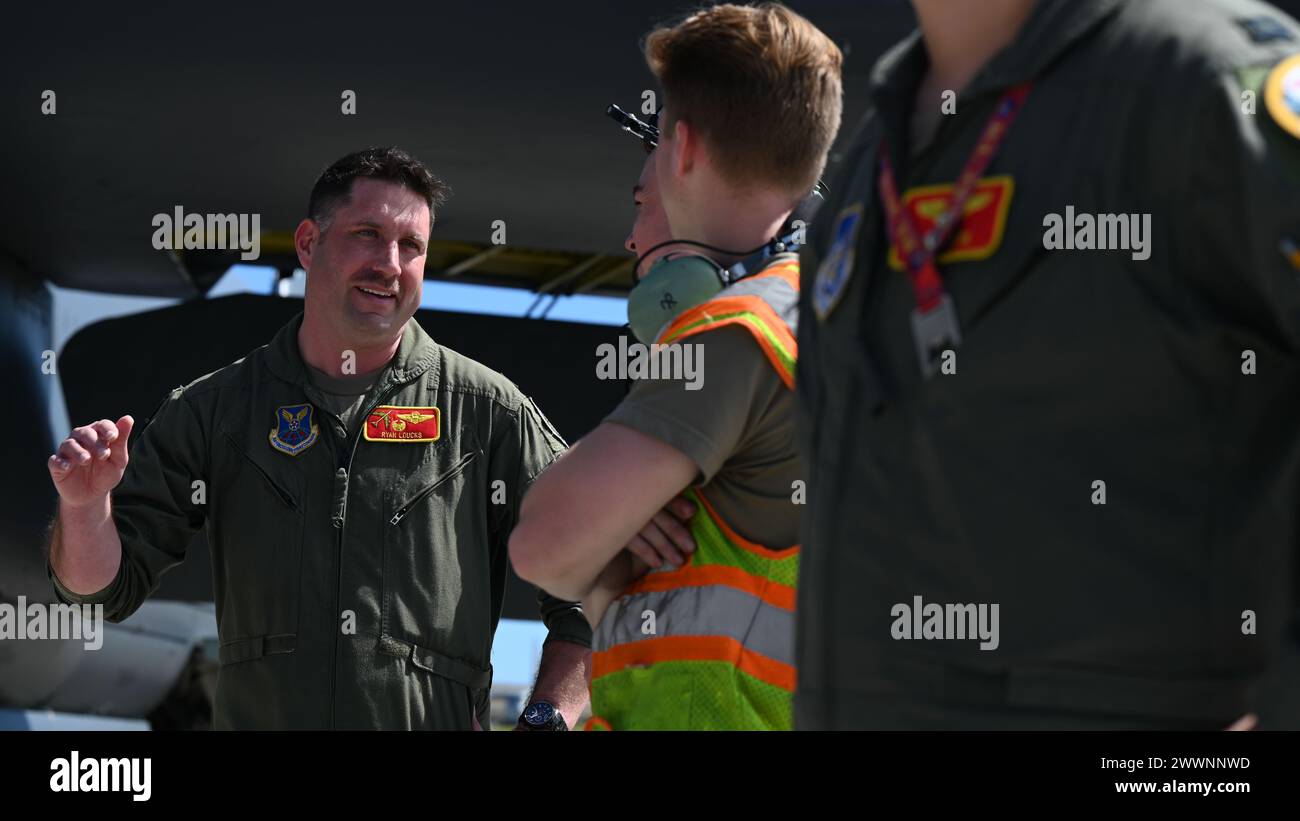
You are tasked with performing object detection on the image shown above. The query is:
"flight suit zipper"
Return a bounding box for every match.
[389,451,478,525]
[327,377,418,729]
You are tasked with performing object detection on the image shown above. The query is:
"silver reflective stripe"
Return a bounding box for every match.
[717,259,799,337]
[593,585,794,667]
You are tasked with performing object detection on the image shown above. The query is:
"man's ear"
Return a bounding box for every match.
[671,118,695,179]
[294,218,318,271]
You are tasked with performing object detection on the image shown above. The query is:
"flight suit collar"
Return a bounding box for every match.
[868,0,1128,108]
[265,312,441,395]
[974,0,1127,94]
[867,29,926,114]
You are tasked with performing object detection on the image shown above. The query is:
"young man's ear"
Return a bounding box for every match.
[670,117,695,179]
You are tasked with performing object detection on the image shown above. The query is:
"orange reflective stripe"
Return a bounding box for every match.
[591,635,796,692]
[623,563,796,611]
[660,296,797,389]
[661,294,790,345]
[695,488,800,560]
[583,716,613,731]
[756,260,799,290]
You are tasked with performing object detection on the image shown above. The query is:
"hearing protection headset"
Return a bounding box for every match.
[607,102,826,344]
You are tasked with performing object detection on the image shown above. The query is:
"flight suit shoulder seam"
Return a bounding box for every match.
[1169,4,1300,77]
[164,387,212,475]
[174,350,278,400]
[436,382,524,411]
[178,379,255,400]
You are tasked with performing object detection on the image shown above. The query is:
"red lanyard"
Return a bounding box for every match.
[878,83,1032,313]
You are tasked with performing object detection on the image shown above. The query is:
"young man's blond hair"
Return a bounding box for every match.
[644,2,843,197]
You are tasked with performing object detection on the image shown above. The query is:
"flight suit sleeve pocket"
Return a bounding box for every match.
[218,633,296,666]
[221,430,300,510]
[213,427,305,640]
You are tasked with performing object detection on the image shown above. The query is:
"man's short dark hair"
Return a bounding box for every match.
[307,147,451,231]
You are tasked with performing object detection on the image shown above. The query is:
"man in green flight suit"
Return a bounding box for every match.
[796,0,1300,729]
[45,147,592,730]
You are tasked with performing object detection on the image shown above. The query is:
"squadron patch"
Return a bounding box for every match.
[1264,54,1300,140]
[886,175,1015,270]
[269,403,319,456]
[365,406,441,443]
[812,203,864,321]
[1236,17,1295,44]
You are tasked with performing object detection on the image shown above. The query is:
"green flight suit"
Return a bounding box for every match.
[50,314,591,729]
[796,0,1300,728]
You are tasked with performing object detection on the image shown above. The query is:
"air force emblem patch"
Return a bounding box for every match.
[813,203,864,321]
[269,403,319,456]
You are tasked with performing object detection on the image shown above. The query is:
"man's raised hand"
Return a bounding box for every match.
[48,416,134,507]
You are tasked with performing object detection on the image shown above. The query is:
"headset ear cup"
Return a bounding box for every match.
[627,254,726,344]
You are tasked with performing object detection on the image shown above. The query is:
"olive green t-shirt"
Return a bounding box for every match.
[604,324,800,548]
[306,364,381,434]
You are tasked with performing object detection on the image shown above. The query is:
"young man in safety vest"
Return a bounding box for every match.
[510,2,843,729]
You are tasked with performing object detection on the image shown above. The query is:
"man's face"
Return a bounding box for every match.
[625,151,673,281]
[298,178,429,343]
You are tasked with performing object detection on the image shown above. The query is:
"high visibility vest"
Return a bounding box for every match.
[586,258,800,730]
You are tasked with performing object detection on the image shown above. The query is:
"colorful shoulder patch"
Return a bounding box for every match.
[812,203,864,321]
[269,403,319,456]
[365,406,441,443]
[1265,54,1300,140]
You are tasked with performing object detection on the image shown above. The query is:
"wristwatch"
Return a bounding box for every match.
[518,700,568,731]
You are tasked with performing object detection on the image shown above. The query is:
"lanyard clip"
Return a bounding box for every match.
[910,293,962,379]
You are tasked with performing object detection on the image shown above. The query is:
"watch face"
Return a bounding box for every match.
[524,702,556,726]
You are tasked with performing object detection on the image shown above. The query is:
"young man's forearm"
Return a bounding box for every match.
[509,423,698,599]
[581,551,650,629]
[49,495,122,596]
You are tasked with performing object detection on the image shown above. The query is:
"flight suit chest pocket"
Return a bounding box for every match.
[381,450,484,656]
[941,194,1050,332]
[213,429,305,642]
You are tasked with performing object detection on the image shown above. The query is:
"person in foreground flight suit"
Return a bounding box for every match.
[796,0,1300,729]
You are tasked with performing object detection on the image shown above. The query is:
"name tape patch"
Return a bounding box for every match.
[365,406,441,443]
